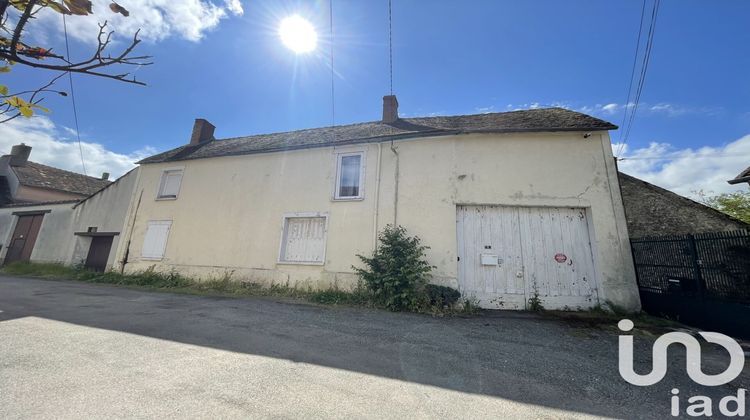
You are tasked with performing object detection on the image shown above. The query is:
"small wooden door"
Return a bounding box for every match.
[84,236,114,272]
[4,214,45,264]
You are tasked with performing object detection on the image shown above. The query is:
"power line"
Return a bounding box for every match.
[616,0,646,156]
[618,0,661,156]
[388,0,393,95]
[329,0,335,130]
[62,13,87,176]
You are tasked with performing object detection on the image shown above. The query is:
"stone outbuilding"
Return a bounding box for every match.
[618,172,748,238]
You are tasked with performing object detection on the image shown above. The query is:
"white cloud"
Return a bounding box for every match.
[36,0,244,43]
[613,134,750,198]
[601,103,621,115]
[0,116,155,180]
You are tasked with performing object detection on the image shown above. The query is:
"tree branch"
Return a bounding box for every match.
[1,2,151,86]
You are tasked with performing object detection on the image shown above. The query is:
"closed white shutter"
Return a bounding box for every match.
[158,170,183,198]
[281,217,327,263]
[142,220,172,259]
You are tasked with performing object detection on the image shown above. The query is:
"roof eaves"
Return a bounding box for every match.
[728,176,750,185]
[0,199,80,209]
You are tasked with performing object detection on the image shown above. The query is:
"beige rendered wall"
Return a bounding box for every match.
[120,131,640,311]
[0,202,76,263]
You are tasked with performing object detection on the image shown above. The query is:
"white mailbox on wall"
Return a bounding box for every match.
[480,253,499,266]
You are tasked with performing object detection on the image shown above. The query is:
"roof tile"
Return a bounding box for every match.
[12,161,111,196]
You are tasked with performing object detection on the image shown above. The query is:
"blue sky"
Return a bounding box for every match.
[2,0,749,196]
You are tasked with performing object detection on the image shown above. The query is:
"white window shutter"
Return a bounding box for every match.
[142,221,172,259]
[159,170,183,198]
[281,217,326,263]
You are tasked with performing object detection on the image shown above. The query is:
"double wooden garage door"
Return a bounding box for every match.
[457,205,599,310]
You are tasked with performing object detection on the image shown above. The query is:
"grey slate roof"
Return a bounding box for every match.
[12,161,111,196]
[139,107,617,164]
[728,166,750,185]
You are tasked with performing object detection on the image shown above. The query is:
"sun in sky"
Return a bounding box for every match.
[279,15,318,53]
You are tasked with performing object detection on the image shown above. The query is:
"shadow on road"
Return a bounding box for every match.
[0,276,744,418]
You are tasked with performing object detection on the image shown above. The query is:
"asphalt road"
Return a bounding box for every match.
[0,275,747,419]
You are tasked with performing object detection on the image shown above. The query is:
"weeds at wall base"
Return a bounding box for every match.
[0,262,477,316]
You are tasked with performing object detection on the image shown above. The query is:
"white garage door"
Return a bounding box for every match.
[456,205,599,310]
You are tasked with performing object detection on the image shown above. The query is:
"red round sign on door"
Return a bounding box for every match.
[554,253,567,263]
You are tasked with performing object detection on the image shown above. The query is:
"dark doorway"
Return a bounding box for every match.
[84,236,114,272]
[4,214,45,265]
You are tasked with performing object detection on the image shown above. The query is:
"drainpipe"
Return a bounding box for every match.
[390,139,399,226]
[372,143,383,251]
[120,189,143,274]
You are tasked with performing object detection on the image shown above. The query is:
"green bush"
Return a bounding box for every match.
[353,225,435,311]
[425,284,461,307]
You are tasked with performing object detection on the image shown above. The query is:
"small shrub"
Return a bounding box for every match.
[425,284,461,307]
[527,283,544,312]
[353,225,435,311]
[459,296,482,315]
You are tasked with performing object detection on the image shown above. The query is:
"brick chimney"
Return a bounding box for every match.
[101,172,110,181]
[382,95,399,123]
[9,143,32,166]
[189,118,215,146]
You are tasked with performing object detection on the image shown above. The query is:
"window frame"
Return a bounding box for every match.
[333,151,365,201]
[156,167,184,200]
[141,220,172,261]
[277,212,329,266]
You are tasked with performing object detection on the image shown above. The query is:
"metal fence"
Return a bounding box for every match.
[631,230,750,339]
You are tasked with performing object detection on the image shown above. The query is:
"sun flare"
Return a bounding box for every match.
[279,15,318,54]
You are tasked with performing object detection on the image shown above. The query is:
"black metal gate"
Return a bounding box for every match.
[631,230,750,339]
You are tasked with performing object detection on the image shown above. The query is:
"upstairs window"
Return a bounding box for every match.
[157,169,183,199]
[334,151,364,200]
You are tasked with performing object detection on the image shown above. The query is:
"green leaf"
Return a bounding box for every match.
[0,85,8,96]
[0,66,10,73]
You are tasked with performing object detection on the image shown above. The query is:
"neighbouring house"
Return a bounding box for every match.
[728,166,750,186]
[0,144,111,205]
[112,96,640,311]
[618,172,749,237]
[0,157,139,271]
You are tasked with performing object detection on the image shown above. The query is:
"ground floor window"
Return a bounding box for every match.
[279,214,328,264]
[142,220,172,260]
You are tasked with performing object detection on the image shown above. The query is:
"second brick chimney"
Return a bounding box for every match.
[189,118,215,146]
[382,95,399,123]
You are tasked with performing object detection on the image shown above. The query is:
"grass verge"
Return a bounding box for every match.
[0,262,475,315]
